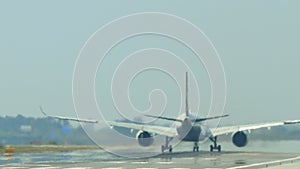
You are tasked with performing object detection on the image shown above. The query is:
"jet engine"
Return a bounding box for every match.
[232,131,248,147]
[136,131,154,147]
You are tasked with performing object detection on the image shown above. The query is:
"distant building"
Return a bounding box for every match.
[20,125,32,132]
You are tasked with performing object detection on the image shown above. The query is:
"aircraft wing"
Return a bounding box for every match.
[40,106,177,137]
[211,120,300,137]
[108,121,178,138]
[44,114,98,123]
[40,107,98,123]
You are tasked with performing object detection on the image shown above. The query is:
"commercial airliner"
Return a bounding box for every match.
[40,72,300,153]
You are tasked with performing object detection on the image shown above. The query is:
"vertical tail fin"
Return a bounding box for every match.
[185,72,189,116]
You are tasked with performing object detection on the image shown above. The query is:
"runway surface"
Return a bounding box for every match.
[1,141,300,169]
[1,151,299,169]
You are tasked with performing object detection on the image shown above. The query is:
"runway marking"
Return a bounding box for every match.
[1,167,28,169]
[203,157,217,161]
[65,168,92,169]
[180,157,194,160]
[156,161,174,164]
[136,168,157,169]
[227,156,300,169]
[101,167,122,169]
[102,161,126,164]
[131,161,149,164]
[170,168,190,169]
[32,167,60,169]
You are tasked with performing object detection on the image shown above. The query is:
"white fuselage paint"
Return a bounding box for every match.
[175,114,212,142]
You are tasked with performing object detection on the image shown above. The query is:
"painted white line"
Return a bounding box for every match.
[2,167,28,169]
[227,156,300,169]
[131,161,149,164]
[65,168,92,169]
[156,161,174,164]
[102,167,122,169]
[32,167,60,169]
[102,161,126,164]
[180,157,194,160]
[203,157,217,161]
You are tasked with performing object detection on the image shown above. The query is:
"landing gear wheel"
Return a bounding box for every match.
[161,136,173,153]
[193,142,199,152]
[209,136,222,152]
[210,145,214,152]
[169,145,173,153]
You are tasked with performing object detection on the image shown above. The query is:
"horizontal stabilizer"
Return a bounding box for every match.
[145,114,229,123]
[145,115,183,122]
[193,114,229,122]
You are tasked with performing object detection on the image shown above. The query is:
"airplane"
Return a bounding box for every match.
[40,72,300,153]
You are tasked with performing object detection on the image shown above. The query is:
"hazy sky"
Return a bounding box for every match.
[0,1,299,125]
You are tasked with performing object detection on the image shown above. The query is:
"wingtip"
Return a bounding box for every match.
[284,120,300,124]
[144,114,153,117]
[39,106,47,116]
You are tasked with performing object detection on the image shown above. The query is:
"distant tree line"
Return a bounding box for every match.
[0,115,93,145]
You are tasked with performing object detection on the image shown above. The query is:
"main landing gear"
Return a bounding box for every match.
[193,142,199,152]
[209,136,221,152]
[161,136,173,153]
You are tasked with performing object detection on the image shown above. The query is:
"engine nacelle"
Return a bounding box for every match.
[136,131,154,147]
[232,131,248,147]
